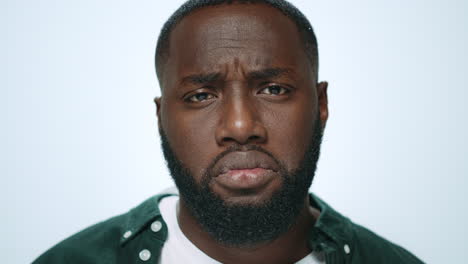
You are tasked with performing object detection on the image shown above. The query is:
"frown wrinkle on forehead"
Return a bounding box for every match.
[162,4,310,91]
[155,1,320,89]
[179,67,296,87]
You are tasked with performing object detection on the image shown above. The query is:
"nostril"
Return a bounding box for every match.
[222,136,237,143]
[215,118,268,146]
[248,135,261,142]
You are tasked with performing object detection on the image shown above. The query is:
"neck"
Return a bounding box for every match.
[177,196,320,264]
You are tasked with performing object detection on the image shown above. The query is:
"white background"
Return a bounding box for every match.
[2,0,467,263]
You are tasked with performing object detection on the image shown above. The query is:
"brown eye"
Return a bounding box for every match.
[260,85,289,95]
[187,92,215,102]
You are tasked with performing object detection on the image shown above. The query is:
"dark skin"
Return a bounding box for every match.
[155,4,328,264]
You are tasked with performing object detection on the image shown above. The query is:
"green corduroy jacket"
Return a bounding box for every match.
[33,190,424,264]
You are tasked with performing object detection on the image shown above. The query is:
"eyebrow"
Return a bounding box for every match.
[180,72,221,86]
[247,67,294,80]
[179,67,294,86]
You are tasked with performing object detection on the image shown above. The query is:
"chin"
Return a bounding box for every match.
[221,193,276,206]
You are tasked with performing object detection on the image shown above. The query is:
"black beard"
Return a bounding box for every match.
[159,117,323,247]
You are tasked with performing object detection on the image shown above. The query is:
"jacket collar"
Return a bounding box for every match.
[120,187,178,245]
[308,193,354,254]
[120,188,353,253]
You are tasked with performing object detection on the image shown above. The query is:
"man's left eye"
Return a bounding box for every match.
[259,85,289,95]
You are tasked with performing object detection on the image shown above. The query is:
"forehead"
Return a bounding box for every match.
[162,4,309,88]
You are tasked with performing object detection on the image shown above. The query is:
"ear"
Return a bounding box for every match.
[317,81,329,129]
[154,96,162,129]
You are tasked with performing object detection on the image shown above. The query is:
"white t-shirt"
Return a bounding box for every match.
[159,196,325,264]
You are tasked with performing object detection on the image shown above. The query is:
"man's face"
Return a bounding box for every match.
[156,3,328,245]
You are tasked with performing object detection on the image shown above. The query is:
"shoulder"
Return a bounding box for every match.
[33,193,171,264]
[349,222,424,263]
[309,194,424,263]
[33,213,126,264]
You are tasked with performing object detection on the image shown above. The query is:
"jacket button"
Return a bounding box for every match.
[344,244,351,254]
[151,220,162,232]
[139,249,151,261]
[123,230,132,239]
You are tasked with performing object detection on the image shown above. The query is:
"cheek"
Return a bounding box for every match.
[162,102,219,180]
[263,97,318,171]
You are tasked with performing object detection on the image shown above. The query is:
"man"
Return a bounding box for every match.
[34,0,424,263]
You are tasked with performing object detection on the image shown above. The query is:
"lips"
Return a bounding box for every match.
[210,151,281,191]
[212,150,280,176]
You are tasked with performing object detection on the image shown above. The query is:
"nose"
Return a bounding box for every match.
[215,92,267,146]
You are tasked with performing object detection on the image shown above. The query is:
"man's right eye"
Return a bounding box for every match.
[186,92,215,103]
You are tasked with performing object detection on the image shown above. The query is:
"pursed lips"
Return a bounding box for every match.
[209,150,283,193]
[213,150,280,176]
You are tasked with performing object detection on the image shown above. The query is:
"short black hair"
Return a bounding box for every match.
[155,0,319,86]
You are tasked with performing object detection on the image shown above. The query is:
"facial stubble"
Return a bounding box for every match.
[159,117,323,247]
